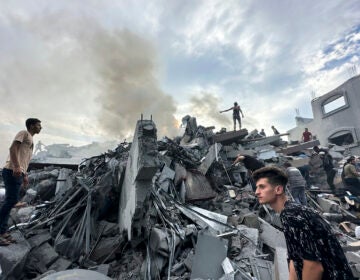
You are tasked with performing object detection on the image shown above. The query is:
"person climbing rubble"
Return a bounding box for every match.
[220,102,244,131]
[232,154,264,191]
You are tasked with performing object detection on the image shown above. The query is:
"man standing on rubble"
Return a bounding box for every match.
[283,162,307,206]
[271,125,280,135]
[220,102,244,131]
[253,166,354,280]
[0,118,42,246]
[302,128,312,142]
[314,146,336,192]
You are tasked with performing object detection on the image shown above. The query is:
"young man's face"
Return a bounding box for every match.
[255,177,283,204]
[31,122,42,134]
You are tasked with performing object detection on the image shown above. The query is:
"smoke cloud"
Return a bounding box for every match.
[0,12,178,146]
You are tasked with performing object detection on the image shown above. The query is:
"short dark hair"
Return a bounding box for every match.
[283,162,292,168]
[252,166,288,187]
[234,102,238,106]
[25,118,41,130]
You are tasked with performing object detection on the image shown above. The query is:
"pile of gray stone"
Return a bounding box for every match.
[0,116,359,279]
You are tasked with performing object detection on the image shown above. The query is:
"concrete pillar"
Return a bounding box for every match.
[119,119,161,240]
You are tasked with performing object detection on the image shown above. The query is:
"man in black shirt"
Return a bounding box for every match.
[253,166,354,280]
[233,154,264,191]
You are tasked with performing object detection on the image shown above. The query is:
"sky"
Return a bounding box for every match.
[0,0,359,163]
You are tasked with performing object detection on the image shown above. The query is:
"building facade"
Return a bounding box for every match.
[288,75,360,154]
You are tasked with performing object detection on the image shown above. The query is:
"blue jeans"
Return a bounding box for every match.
[290,187,307,206]
[0,168,23,234]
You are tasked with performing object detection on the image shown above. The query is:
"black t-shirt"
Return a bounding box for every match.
[242,155,264,172]
[280,201,354,279]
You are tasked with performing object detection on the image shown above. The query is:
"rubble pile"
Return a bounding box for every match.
[1,116,360,279]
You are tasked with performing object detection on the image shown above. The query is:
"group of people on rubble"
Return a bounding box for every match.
[1,117,358,278]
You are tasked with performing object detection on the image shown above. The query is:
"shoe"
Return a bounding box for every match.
[1,233,16,243]
[0,237,10,246]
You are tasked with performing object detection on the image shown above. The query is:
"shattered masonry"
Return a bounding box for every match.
[0,115,360,279]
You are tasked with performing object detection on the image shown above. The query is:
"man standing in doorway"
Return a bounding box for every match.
[220,102,244,131]
[253,166,354,280]
[0,118,42,245]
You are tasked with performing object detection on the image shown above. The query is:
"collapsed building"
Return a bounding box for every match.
[0,115,360,280]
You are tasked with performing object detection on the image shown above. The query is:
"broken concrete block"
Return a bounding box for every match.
[28,232,52,248]
[258,218,286,249]
[274,247,289,280]
[191,232,228,279]
[0,232,30,279]
[31,242,59,267]
[213,129,248,145]
[90,236,119,263]
[149,227,180,257]
[48,257,72,272]
[40,269,112,280]
[158,166,175,192]
[55,168,73,198]
[16,206,36,223]
[36,179,57,200]
[281,139,320,155]
[317,197,340,213]
[184,170,216,201]
[198,143,222,175]
[22,188,37,204]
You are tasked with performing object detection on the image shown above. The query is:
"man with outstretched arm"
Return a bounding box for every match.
[253,166,354,280]
[220,102,244,130]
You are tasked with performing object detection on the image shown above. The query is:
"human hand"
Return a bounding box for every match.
[13,167,22,177]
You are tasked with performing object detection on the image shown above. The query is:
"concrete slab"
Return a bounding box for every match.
[41,269,112,280]
[48,257,72,272]
[119,119,161,240]
[280,140,320,155]
[31,242,59,267]
[273,247,289,280]
[184,171,216,201]
[191,232,228,279]
[213,129,248,145]
[258,218,286,249]
[198,143,222,175]
[0,231,31,279]
[28,232,52,248]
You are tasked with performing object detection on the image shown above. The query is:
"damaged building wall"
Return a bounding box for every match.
[288,74,360,154]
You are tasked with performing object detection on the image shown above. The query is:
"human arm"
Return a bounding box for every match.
[288,260,298,280]
[219,107,233,113]
[9,141,22,177]
[233,155,244,165]
[302,259,323,280]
